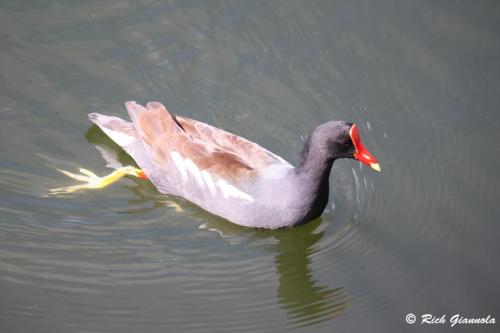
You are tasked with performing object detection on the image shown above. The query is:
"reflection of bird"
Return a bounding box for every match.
[52,101,379,228]
[274,219,348,327]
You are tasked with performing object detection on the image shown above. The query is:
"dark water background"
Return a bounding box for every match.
[1,1,499,332]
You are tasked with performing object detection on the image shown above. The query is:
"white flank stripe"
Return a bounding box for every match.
[227,184,254,203]
[101,128,136,146]
[170,152,188,181]
[184,159,204,188]
[216,179,254,204]
[172,152,253,203]
[216,179,230,199]
[201,171,216,196]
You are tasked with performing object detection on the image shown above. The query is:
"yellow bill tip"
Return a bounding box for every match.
[370,163,381,172]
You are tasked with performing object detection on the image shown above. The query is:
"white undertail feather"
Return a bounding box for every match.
[100,127,136,147]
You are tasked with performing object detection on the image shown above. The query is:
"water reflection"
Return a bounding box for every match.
[272,221,348,328]
[194,216,349,328]
[86,125,348,327]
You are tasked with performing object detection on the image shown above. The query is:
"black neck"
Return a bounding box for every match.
[293,137,335,224]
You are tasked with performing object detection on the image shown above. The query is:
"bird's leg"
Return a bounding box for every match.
[49,166,147,195]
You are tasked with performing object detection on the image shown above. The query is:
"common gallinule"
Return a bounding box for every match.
[52,101,380,228]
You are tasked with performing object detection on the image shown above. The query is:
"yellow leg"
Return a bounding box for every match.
[49,166,146,195]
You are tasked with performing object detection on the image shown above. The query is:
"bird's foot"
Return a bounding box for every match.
[49,166,146,195]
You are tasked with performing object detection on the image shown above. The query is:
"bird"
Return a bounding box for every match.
[51,101,380,229]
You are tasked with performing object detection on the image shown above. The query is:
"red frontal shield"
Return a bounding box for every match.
[349,124,381,172]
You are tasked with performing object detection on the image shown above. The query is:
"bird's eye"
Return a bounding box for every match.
[341,135,351,146]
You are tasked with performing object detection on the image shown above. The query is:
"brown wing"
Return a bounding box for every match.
[175,115,283,170]
[125,101,286,182]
